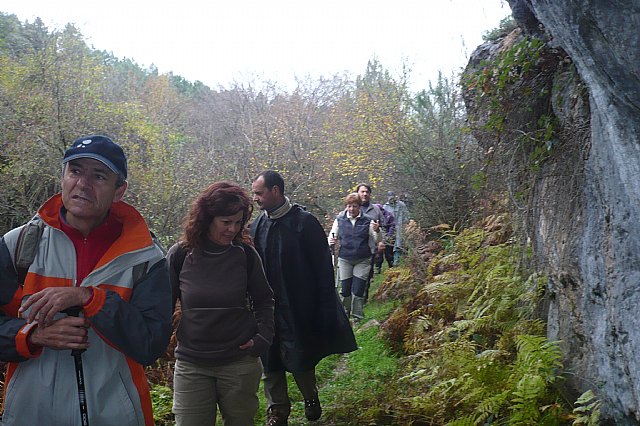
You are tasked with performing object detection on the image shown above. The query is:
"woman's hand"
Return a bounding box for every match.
[239,338,254,350]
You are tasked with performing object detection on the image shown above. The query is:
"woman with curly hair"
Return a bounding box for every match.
[166,181,274,425]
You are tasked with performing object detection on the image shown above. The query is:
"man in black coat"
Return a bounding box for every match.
[250,170,357,426]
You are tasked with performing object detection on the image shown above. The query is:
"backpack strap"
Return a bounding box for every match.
[240,242,254,276]
[239,242,256,310]
[14,216,45,286]
[132,262,149,283]
[171,244,189,277]
[131,231,167,283]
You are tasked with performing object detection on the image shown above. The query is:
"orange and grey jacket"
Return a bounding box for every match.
[0,194,172,426]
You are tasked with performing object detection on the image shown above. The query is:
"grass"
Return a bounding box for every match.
[150,384,174,424]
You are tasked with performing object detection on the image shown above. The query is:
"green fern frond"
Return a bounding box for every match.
[514,335,562,381]
[446,415,476,426]
[571,390,601,425]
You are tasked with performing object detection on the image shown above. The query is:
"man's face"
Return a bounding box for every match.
[252,176,279,211]
[357,186,371,204]
[62,158,126,228]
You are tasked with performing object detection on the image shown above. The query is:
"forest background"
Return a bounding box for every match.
[0,12,491,243]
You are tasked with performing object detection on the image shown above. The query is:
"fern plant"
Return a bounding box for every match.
[507,335,563,425]
[386,215,575,425]
[571,390,601,425]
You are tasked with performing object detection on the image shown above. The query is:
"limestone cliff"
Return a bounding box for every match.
[462,1,640,423]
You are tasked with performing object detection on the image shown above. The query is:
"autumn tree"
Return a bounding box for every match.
[0,16,111,230]
[0,13,481,244]
[393,73,484,227]
[321,59,409,211]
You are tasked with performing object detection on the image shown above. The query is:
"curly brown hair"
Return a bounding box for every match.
[180,181,253,249]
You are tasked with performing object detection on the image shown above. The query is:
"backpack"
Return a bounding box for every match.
[14,216,150,286]
[14,216,45,286]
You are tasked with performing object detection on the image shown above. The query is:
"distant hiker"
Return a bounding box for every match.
[373,203,396,274]
[0,135,172,425]
[251,170,357,426]
[384,191,410,266]
[355,183,385,299]
[167,181,274,425]
[356,183,385,224]
[328,193,382,322]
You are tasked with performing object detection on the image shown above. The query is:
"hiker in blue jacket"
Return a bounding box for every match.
[329,192,382,322]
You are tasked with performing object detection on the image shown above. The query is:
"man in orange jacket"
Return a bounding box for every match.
[0,135,172,425]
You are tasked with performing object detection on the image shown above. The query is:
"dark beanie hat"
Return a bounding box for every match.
[62,135,127,180]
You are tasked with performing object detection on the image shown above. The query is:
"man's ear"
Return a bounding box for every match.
[113,181,128,203]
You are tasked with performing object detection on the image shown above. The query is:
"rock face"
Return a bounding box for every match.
[463,1,640,423]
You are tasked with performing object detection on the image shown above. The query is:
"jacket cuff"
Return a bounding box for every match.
[249,333,271,357]
[16,322,43,358]
[83,287,106,318]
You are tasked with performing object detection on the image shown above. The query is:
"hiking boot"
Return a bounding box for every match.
[375,266,382,274]
[266,412,288,426]
[304,399,322,421]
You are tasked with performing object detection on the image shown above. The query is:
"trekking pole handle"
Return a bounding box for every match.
[63,306,86,356]
[63,306,90,426]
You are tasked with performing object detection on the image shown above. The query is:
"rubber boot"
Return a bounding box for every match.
[352,296,365,322]
[341,295,352,317]
[340,278,353,317]
[351,276,367,322]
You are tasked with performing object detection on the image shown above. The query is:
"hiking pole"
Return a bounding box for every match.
[331,233,340,288]
[63,306,89,426]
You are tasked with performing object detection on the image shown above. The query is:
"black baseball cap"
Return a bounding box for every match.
[62,135,128,180]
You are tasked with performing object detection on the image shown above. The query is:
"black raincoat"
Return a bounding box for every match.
[250,204,357,372]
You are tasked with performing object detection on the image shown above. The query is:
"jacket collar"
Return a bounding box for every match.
[267,196,293,220]
[38,194,153,261]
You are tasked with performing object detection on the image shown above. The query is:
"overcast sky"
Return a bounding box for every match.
[2,0,511,91]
